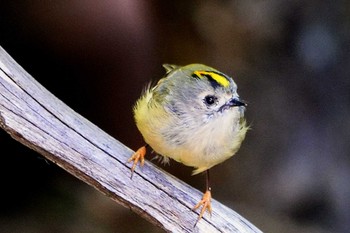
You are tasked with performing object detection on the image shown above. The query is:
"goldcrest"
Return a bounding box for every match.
[128,64,248,225]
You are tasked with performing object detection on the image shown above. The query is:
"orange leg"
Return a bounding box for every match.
[193,170,212,226]
[127,145,147,178]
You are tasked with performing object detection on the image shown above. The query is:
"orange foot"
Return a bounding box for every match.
[193,188,212,225]
[127,146,147,178]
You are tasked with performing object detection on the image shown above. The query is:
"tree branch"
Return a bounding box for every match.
[0,46,262,233]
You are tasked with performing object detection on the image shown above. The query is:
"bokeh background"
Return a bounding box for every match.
[1,1,349,232]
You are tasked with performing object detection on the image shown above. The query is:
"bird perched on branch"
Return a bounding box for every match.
[128,63,248,225]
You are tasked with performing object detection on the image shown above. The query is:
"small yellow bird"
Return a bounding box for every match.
[128,64,248,224]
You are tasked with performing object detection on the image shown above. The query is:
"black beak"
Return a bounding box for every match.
[228,98,247,107]
[219,98,246,113]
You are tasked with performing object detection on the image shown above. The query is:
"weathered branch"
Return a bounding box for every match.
[0,46,262,233]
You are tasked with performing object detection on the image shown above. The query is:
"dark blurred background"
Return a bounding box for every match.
[1,1,349,232]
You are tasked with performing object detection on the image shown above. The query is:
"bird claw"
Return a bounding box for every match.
[193,189,212,226]
[127,146,147,178]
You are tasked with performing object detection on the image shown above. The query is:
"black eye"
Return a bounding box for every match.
[204,95,217,106]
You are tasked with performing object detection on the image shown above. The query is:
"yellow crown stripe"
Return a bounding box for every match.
[193,71,230,87]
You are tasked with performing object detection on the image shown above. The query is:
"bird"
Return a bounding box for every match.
[127,63,248,225]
